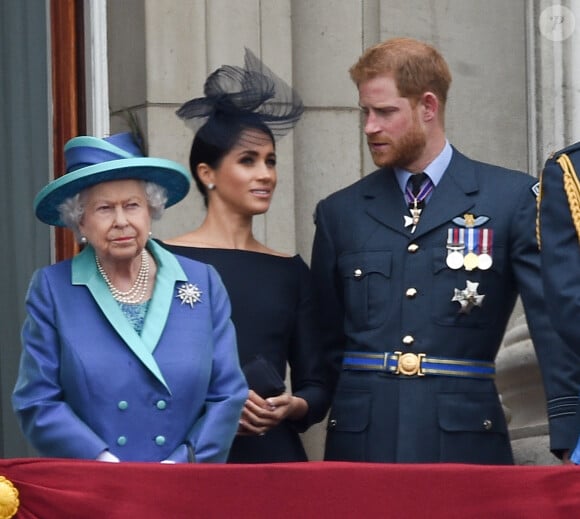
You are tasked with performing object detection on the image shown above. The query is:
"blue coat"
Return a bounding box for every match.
[12,240,248,462]
[539,142,580,348]
[311,148,580,464]
[538,142,580,459]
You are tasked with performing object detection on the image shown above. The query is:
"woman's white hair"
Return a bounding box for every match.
[57,181,168,243]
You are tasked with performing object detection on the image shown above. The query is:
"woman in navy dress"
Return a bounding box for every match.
[163,49,330,462]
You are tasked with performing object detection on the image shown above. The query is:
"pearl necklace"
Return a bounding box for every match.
[95,249,150,304]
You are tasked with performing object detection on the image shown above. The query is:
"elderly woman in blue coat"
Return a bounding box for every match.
[12,132,248,463]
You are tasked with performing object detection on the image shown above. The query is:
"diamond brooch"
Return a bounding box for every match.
[176,283,203,308]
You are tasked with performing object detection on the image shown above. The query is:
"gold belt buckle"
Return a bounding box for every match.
[394,352,425,376]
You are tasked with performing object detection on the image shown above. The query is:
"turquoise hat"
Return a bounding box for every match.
[34,132,191,226]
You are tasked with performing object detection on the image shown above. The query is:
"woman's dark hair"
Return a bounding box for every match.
[190,112,275,206]
[178,49,303,207]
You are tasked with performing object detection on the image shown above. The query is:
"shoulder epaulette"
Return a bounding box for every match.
[537,142,580,249]
[547,141,580,162]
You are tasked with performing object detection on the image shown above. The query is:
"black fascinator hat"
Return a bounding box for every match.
[176,48,304,143]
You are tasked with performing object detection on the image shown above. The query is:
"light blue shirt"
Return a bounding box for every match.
[395,140,453,202]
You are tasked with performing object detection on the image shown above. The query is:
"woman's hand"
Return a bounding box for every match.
[237,390,308,436]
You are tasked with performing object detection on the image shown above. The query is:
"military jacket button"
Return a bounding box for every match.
[117,436,127,446]
[155,435,166,446]
[118,400,128,410]
[407,243,419,253]
[156,400,167,410]
[483,419,493,430]
[328,419,337,429]
[402,335,415,345]
[405,288,418,298]
[353,268,363,278]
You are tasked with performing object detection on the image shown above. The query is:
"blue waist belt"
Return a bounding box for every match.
[342,351,495,379]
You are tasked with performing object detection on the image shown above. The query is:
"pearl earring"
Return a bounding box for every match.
[148,231,153,237]
[80,236,88,244]
[207,183,215,191]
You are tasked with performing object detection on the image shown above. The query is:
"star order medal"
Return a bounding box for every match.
[451,280,485,314]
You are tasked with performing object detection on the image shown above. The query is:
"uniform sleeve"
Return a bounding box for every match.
[539,154,580,352]
[12,269,108,459]
[183,265,248,463]
[310,199,348,392]
[538,154,580,451]
[513,176,580,453]
[286,258,332,431]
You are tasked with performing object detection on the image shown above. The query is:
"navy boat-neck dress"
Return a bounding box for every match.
[160,244,330,463]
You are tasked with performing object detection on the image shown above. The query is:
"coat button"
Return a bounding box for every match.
[407,243,419,253]
[328,419,337,429]
[117,436,127,446]
[353,268,363,278]
[155,435,166,446]
[405,288,418,298]
[483,419,493,430]
[402,335,415,345]
[118,401,128,410]
[156,400,167,410]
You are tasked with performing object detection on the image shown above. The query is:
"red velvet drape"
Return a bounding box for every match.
[0,459,579,518]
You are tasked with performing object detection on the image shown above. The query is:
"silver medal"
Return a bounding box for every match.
[478,253,493,270]
[446,250,464,270]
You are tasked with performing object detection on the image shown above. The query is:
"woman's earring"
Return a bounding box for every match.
[207,183,215,191]
[148,231,153,237]
[80,236,88,244]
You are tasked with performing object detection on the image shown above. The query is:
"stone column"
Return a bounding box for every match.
[531,0,580,166]
[109,0,298,252]
[496,302,556,465]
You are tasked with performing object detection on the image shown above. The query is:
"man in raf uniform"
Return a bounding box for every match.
[538,141,580,464]
[311,37,580,464]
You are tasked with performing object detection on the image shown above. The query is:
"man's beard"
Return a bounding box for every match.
[369,121,426,169]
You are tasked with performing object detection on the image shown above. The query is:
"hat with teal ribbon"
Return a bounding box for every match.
[34,132,190,226]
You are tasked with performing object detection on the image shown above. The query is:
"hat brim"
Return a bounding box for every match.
[34,157,191,226]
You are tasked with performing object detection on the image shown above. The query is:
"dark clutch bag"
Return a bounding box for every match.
[242,355,286,398]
